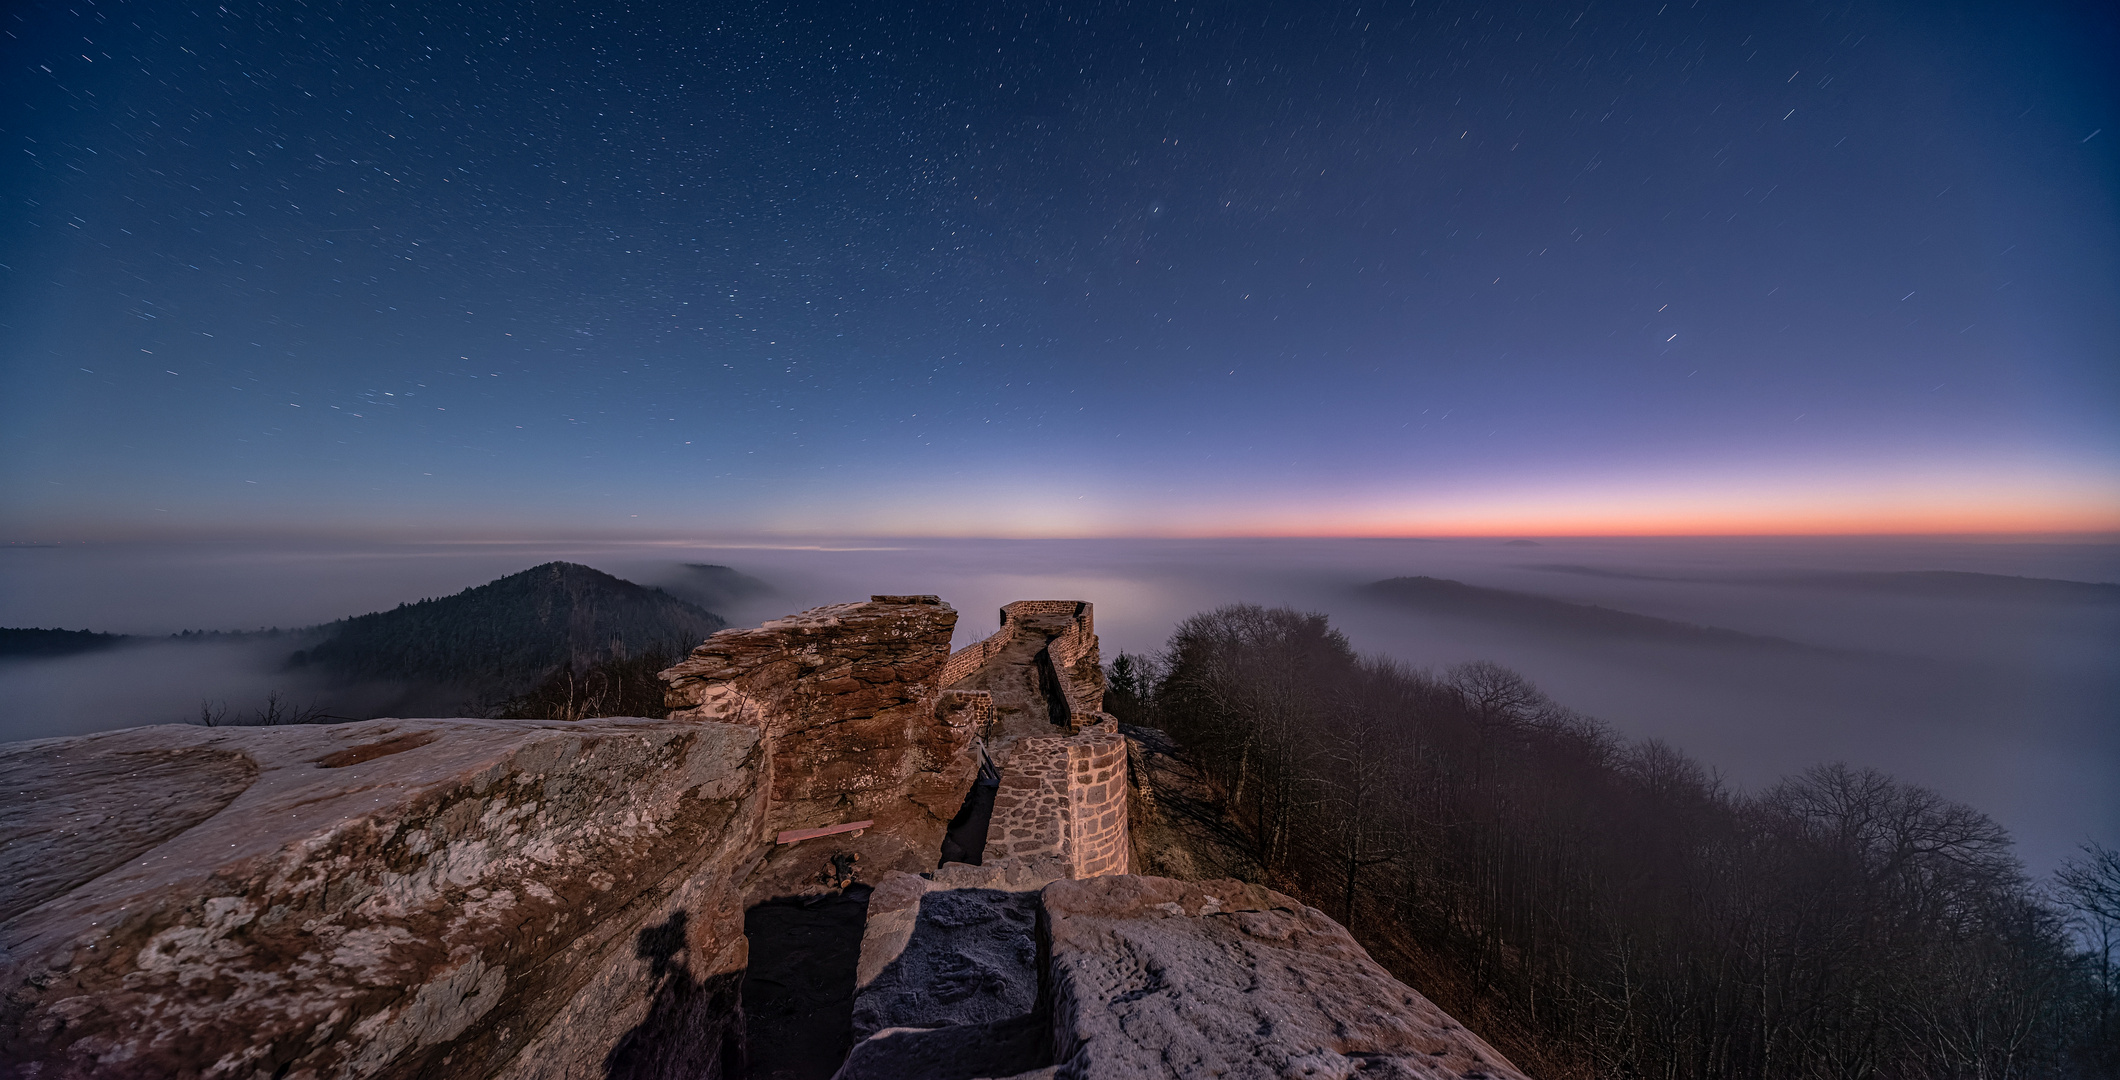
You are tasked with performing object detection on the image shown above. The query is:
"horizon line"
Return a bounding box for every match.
[7,528,2120,546]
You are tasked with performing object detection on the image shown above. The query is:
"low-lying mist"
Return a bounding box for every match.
[2,535,2113,875]
[0,635,466,740]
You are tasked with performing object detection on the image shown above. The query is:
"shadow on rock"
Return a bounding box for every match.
[604,910,746,1080]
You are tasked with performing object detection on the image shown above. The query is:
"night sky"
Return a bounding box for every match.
[3,0,2114,539]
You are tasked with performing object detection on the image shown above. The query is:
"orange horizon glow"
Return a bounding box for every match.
[1183,507,2120,540]
[12,463,2119,544]
[8,518,2118,546]
[802,469,2120,540]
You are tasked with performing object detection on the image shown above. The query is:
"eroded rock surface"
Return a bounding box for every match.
[1042,875,1529,1080]
[661,595,975,899]
[851,885,1040,1041]
[0,743,258,926]
[0,716,765,1080]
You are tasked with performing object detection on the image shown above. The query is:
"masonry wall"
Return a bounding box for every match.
[1030,603,1106,722]
[974,720,1129,879]
[1064,721,1131,878]
[933,689,994,738]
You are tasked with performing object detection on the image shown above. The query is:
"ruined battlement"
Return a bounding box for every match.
[649,595,1128,893]
[940,600,1105,727]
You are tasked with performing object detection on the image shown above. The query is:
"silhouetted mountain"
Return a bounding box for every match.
[294,562,726,692]
[0,628,133,659]
[660,563,774,612]
[1364,576,1808,649]
[1531,564,2120,602]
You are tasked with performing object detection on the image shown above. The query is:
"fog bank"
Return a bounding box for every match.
[2,536,2113,876]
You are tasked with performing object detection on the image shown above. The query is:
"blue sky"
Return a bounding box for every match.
[3,0,2114,539]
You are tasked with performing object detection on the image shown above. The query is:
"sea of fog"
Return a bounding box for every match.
[3,535,2114,877]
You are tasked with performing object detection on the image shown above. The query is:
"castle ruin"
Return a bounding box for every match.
[0,596,1527,1080]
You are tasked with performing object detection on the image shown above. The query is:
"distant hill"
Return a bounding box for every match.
[0,628,133,659]
[295,562,727,692]
[660,563,774,613]
[1364,576,1808,649]
[1787,569,2120,602]
[1531,564,2120,602]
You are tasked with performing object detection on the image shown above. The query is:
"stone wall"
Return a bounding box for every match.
[984,736,1073,865]
[932,688,994,738]
[1002,601,1104,721]
[0,716,766,1080]
[928,600,1129,882]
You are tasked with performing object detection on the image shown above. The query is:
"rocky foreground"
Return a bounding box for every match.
[0,596,1526,1079]
[0,715,765,1079]
[843,870,1525,1080]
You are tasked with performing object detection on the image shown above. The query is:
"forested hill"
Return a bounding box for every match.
[294,562,725,691]
[0,627,133,659]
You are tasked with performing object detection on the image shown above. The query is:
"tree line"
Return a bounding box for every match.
[1109,603,2118,1079]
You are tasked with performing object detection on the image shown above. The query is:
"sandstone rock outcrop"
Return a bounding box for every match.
[658,595,976,899]
[0,716,764,1080]
[849,885,1040,1041]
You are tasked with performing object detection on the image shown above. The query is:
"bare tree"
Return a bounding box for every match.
[2058,842,2120,1072]
[1141,603,2097,1080]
